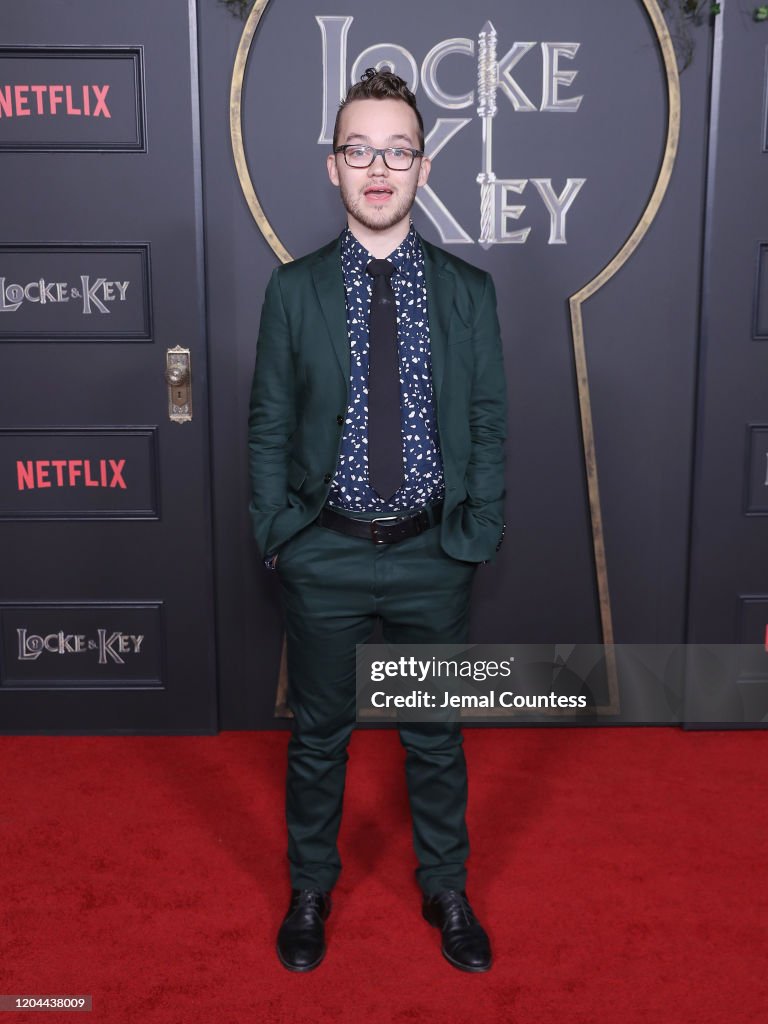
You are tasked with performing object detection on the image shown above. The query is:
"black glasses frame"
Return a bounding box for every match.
[334,144,424,170]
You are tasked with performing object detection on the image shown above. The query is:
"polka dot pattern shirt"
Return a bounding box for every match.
[328,224,445,513]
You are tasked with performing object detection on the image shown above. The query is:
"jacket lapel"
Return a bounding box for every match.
[422,238,454,406]
[311,237,349,381]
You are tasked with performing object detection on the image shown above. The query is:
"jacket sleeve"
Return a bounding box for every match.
[464,271,507,555]
[247,268,296,558]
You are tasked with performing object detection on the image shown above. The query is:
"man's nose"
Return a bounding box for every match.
[368,151,389,172]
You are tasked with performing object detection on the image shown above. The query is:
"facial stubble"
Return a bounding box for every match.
[337,175,420,233]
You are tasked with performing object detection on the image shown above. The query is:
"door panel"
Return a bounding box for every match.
[685,6,768,725]
[0,2,216,732]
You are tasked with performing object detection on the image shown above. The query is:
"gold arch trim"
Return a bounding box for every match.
[230,1,681,717]
[230,0,292,264]
[569,0,680,711]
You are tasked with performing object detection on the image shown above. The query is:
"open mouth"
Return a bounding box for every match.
[364,185,394,202]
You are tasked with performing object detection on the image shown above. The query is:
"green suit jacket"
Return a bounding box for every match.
[248,232,507,563]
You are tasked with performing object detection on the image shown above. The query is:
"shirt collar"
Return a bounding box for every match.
[340,222,419,277]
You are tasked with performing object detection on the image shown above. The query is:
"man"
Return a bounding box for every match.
[248,68,507,973]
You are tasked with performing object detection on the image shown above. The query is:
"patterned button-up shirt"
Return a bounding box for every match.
[327,224,444,513]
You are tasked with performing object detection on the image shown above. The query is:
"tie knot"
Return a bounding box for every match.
[366,258,395,280]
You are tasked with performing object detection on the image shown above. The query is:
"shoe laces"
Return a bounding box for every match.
[437,890,474,927]
[294,888,326,910]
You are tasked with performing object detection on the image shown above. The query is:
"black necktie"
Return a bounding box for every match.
[366,258,403,500]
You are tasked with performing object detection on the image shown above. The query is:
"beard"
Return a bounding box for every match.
[338,176,419,232]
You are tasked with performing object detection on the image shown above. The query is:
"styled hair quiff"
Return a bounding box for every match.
[332,67,425,151]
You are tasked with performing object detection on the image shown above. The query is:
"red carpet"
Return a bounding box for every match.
[0,727,765,1023]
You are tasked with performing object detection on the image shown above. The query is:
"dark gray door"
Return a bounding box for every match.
[685,3,768,724]
[0,2,216,731]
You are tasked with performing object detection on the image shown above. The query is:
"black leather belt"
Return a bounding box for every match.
[316,501,443,545]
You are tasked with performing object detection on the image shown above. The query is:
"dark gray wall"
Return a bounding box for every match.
[197,1,714,727]
[0,1,761,731]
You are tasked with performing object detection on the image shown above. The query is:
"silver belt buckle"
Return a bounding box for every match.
[369,514,401,544]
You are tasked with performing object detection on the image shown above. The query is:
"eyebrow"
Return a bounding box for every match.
[343,133,415,145]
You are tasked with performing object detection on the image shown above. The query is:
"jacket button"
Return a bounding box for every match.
[323,473,332,484]
[336,415,344,425]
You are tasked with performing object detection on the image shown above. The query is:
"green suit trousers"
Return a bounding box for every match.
[277,512,477,897]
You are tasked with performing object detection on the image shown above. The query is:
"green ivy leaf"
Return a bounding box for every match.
[219,0,251,18]
[755,6,768,21]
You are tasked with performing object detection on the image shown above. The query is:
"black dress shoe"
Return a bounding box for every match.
[276,888,331,972]
[422,889,492,972]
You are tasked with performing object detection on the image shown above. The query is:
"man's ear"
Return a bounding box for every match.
[327,152,340,187]
[417,155,431,189]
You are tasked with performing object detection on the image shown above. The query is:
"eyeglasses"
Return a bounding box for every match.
[334,145,424,170]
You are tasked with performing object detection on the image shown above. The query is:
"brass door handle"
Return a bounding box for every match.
[165,364,188,387]
[166,346,192,423]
